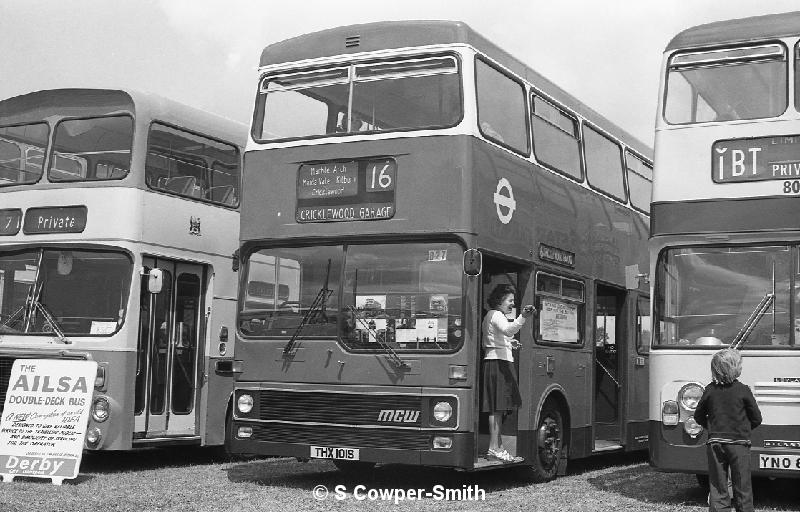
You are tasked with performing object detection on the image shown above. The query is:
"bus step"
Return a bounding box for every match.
[471,456,525,470]
[593,439,623,452]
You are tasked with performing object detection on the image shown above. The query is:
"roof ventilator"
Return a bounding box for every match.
[345,35,360,48]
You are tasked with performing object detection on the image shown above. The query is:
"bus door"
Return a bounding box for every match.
[476,258,527,462]
[135,258,205,439]
[593,283,625,450]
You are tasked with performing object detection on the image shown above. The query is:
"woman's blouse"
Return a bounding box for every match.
[482,310,526,362]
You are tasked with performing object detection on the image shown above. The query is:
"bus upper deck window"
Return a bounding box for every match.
[664,43,787,124]
[255,55,462,142]
[0,123,49,186]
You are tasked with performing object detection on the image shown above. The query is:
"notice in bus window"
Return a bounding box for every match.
[540,298,579,343]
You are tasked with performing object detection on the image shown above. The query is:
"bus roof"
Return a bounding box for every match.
[666,11,800,52]
[0,88,246,146]
[259,20,651,157]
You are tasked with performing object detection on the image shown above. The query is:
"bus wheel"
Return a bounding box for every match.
[528,403,564,482]
[332,460,376,474]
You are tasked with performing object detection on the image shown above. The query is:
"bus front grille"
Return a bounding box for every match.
[0,357,15,414]
[258,390,423,427]
[250,423,431,450]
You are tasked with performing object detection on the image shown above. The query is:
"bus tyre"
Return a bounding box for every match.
[527,403,564,482]
[332,460,376,474]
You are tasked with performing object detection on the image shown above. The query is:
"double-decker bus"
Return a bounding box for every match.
[0,88,244,451]
[229,21,653,480]
[649,12,800,482]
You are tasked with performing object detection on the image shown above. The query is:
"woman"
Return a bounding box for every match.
[482,284,535,463]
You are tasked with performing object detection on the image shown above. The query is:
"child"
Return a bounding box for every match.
[694,348,762,512]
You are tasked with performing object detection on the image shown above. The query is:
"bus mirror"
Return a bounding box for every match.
[148,268,164,294]
[463,249,482,276]
[625,264,649,290]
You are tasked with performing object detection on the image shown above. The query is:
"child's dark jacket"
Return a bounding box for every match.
[695,380,762,442]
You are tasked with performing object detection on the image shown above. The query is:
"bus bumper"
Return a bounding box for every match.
[649,420,800,478]
[228,422,474,468]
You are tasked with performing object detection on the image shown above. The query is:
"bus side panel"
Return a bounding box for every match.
[201,295,236,446]
[88,349,136,451]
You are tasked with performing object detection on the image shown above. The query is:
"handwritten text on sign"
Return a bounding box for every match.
[0,359,97,484]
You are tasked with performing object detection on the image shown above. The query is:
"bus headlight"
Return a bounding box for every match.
[237,394,254,414]
[433,401,453,422]
[91,396,110,422]
[684,416,703,437]
[678,383,704,411]
[85,427,102,448]
[662,400,679,426]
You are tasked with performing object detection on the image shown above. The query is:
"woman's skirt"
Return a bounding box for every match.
[481,359,521,413]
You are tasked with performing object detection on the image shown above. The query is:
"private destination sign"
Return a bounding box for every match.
[296,158,396,223]
[713,134,800,183]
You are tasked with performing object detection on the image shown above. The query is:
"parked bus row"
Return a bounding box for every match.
[7,12,796,487]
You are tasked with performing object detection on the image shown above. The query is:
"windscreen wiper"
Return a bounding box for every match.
[33,301,70,344]
[730,292,774,350]
[283,259,332,356]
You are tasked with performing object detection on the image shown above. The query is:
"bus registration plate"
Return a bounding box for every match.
[310,446,360,461]
[758,454,800,471]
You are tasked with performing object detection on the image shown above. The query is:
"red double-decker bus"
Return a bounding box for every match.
[229,21,652,480]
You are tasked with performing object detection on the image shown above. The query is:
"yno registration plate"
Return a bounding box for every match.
[759,454,800,471]
[310,446,360,460]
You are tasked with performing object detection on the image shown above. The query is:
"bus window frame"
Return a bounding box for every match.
[533,270,586,349]
[530,92,584,182]
[651,243,797,350]
[145,120,241,209]
[237,240,467,355]
[582,121,628,204]
[49,114,134,183]
[474,54,531,157]
[624,149,653,215]
[0,122,50,187]
[0,245,135,338]
[663,41,789,125]
[251,52,465,144]
[636,294,651,355]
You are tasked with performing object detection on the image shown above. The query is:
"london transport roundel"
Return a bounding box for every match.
[493,178,516,224]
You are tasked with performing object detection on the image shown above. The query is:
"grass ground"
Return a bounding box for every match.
[0,449,797,512]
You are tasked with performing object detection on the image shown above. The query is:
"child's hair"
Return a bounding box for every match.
[487,284,516,309]
[710,348,742,385]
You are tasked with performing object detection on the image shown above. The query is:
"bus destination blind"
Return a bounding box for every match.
[0,209,22,236]
[713,134,800,183]
[296,159,396,222]
[23,205,87,234]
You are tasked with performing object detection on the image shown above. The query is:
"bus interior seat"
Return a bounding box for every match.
[207,185,237,205]
[163,176,198,195]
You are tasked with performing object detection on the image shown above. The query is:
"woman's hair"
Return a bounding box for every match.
[710,348,742,385]
[487,284,516,309]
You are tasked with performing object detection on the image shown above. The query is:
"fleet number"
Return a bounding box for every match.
[783,180,800,194]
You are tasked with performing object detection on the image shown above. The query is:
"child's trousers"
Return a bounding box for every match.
[707,442,754,512]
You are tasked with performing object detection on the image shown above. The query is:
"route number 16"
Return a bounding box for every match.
[366,160,396,192]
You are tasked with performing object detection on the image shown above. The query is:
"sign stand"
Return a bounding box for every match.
[0,359,97,485]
